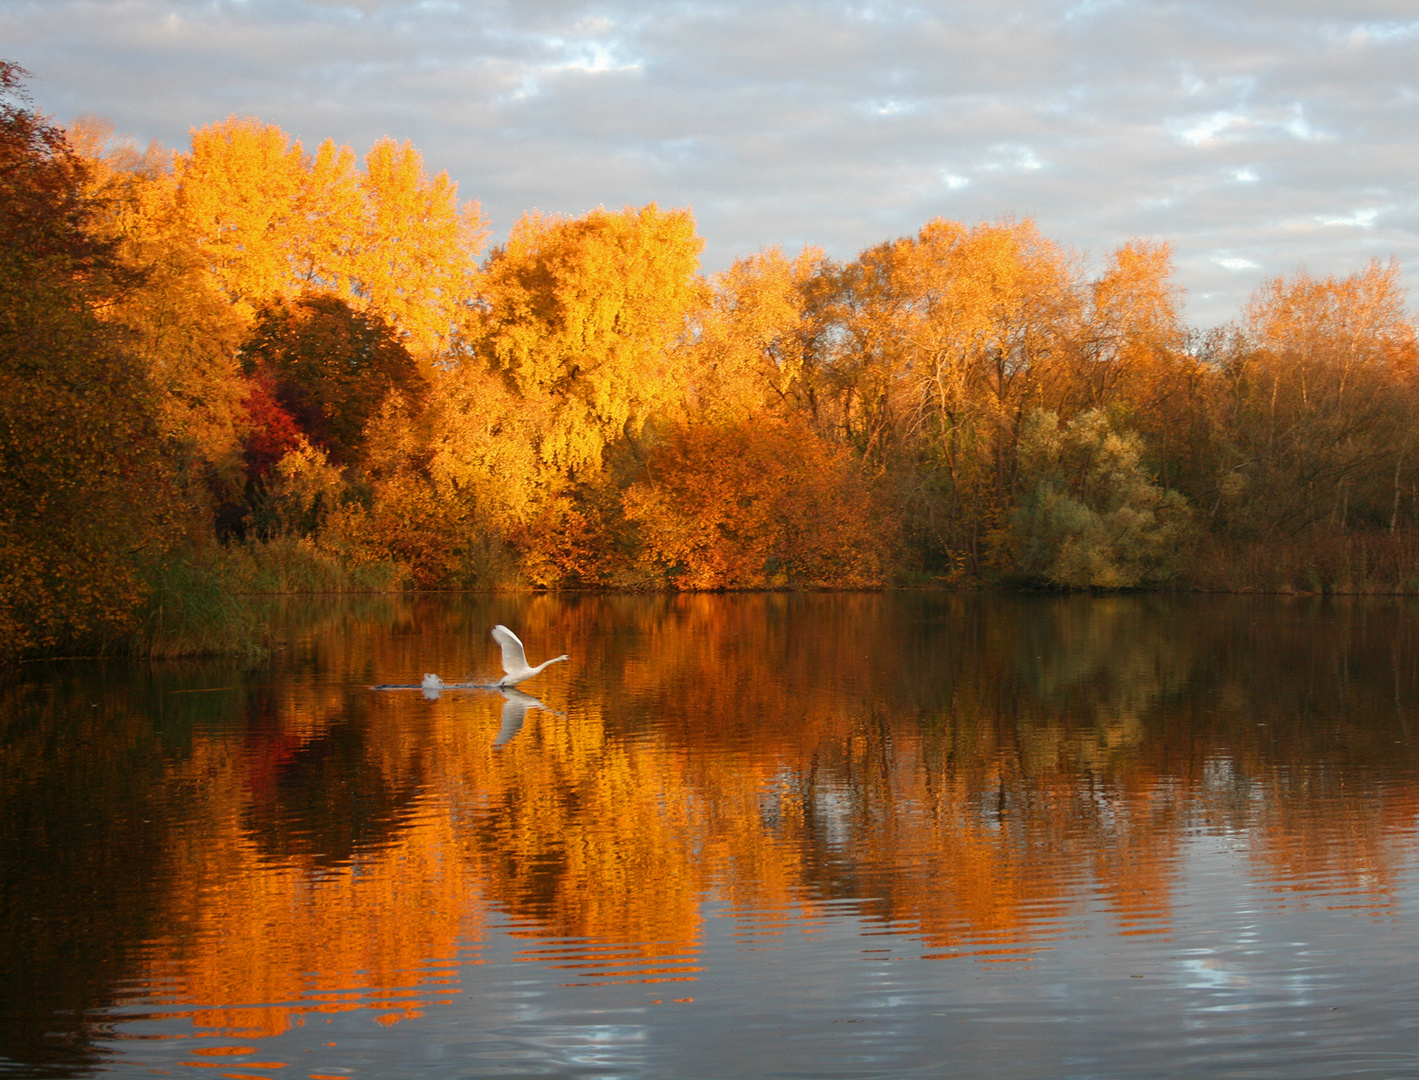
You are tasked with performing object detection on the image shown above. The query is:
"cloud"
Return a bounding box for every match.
[1317,207,1383,228]
[3,0,1418,327]
[1172,111,1249,146]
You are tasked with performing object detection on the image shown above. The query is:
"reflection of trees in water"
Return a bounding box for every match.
[6,594,1419,1065]
[238,689,428,868]
[450,592,1419,958]
[0,664,247,1074]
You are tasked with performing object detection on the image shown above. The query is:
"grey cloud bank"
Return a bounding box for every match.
[4,0,1417,327]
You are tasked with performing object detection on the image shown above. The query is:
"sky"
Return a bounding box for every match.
[3,0,1417,328]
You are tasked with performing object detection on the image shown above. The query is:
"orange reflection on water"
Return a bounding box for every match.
[1247,772,1417,915]
[138,782,479,1038]
[91,593,1419,1043]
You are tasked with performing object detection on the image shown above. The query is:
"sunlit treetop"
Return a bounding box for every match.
[476,203,704,476]
[175,116,487,361]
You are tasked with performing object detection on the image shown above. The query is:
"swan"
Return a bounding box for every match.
[492,624,569,688]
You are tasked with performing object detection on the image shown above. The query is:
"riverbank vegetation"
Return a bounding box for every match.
[3,61,1418,657]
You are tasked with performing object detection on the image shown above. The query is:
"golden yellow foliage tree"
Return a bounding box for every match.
[475,204,704,479]
[176,117,307,318]
[321,363,554,589]
[350,138,485,360]
[67,118,249,483]
[350,365,551,587]
[174,118,485,361]
[680,246,823,422]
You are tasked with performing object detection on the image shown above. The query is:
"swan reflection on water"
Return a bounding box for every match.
[492,687,553,746]
[371,679,559,747]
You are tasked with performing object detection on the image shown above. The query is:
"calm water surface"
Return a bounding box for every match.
[5,592,1419,1078]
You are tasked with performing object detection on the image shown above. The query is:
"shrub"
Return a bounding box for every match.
[1011,409,1191,588]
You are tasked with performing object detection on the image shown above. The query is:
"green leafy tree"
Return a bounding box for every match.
[1011,409,1191,588]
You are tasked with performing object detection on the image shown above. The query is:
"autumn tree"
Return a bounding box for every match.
[175,118,485,360]
[347,138,485,360]
[319,365,551,588]
[822,219,1083,572]
[624,418,893,589]
[0,63,175,654]
[1076,241,1188,413]
[1216,262,1418,537]
[175,117,306,317]
[1063,239,1224,511]
[66,118,249,497]
[679,246,823,422]
[474,204,704,480]
[240,294,427,467]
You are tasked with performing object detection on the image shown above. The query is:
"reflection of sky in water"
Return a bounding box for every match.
[98,835,1419,1077]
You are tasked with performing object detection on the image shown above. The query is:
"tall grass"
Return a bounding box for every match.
[1186,529,1419,594]
[110,524,1419,661]
[119,538,411,658]
[214,536,410,594]
[124,551,266,658]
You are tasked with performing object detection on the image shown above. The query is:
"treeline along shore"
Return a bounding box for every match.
[4,60,1419,658]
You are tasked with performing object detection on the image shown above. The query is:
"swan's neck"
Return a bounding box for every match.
[537,654,569,673]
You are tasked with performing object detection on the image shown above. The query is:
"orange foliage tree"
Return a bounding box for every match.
[0,64,177,655]
[1217,261,1419,537]
[816,218,1083,572]
[679,245,825,422]
[1077,240,1189,413]
[624,418,893,588]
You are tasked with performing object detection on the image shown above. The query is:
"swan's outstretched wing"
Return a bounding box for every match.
[491,624,528,675]
[494,688,542,746]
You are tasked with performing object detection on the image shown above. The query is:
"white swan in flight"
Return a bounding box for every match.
[492,624,569,688]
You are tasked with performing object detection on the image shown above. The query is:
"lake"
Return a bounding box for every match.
[4,592,1419,1078]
